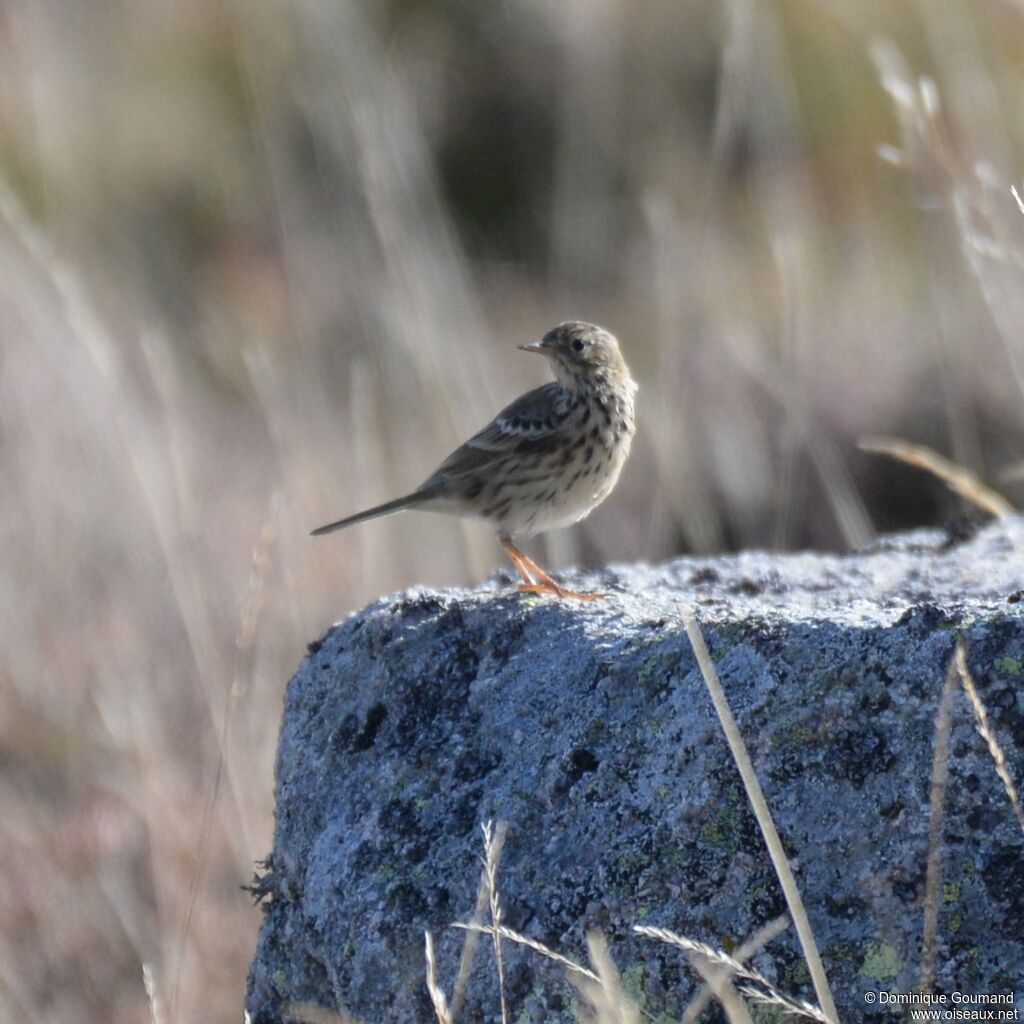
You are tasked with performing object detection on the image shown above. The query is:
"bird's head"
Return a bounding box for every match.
[518,321,629,390]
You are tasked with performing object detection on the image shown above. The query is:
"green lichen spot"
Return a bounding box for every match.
[704,626,751,659]
[996,656,1022,676]
[699,785,744,853]
[770,720,816,751]
[826,940,862,964]
[861,940,900,980]
[942,882,961,904]
[615,849,652,878]
[638,654,663,691]
[751,1004,789,1023]
[620,963,647,1009]
[783,958,809,988]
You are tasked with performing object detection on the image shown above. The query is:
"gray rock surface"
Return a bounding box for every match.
[247,519,1024,1024]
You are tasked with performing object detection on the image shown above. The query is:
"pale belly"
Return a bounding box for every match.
[491,442,630,540]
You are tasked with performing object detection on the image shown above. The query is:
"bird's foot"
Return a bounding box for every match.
[517,581,604,601]
[501,538,604,600]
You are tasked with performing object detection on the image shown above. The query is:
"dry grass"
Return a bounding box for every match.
[954,644,1024,837]
[451,829,808,1023]
[568,933,641,1024]
[858,437,1014,519]
[679,915,791,1024]
[2,1,1024,1022]
[919,640,1024,997]
[455,917,815,1024]
[683,618,839,1023]
[480,821,509,1024]
[452,922,600,986]
[449,824,499,1021]
[919,651,960,993]
[424,932,453,1024]
[636,927,829,1024]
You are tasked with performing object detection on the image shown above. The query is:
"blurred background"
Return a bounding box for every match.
[2,0,1023,1021]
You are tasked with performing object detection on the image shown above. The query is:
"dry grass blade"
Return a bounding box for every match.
[736,984,833,1021]
[721,323,875,552]
[173,497,281,1015]
[920,653,959,992]
[955,643,1024,836]
[425,932,453,1024]
[480,821,509,1024]
[452,922,599,983]
[682,618,839,1024]
[635,927,831,1024]
[681,915,790,1024]
[858,436,1014,519]
[142,962,164,1024]
[567,931,640,1024]
[450,834,494,1022]
[683,950,753,1024]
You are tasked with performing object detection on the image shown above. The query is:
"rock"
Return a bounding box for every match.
[246,519,1024,1024]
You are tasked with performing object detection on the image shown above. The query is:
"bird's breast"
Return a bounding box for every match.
[494,396,635,539]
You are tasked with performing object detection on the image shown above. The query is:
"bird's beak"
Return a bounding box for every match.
[517,339,550,355]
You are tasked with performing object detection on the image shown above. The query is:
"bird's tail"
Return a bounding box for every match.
[310,492,426,537]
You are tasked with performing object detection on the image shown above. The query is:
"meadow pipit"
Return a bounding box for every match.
[312,321,637,599]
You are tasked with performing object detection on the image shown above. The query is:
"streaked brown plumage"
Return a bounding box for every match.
[312,321,637,599]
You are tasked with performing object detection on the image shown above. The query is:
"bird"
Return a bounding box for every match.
[311,321,637,599]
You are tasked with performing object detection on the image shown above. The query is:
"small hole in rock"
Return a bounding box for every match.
[352,703,388,752]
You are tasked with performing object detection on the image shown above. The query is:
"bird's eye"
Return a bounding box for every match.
[572,338,585,352]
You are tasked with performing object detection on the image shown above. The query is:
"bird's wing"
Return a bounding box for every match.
[426,383,570,482]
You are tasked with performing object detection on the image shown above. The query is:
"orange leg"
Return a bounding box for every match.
[501,538,538,586]
[500,539,603,601]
